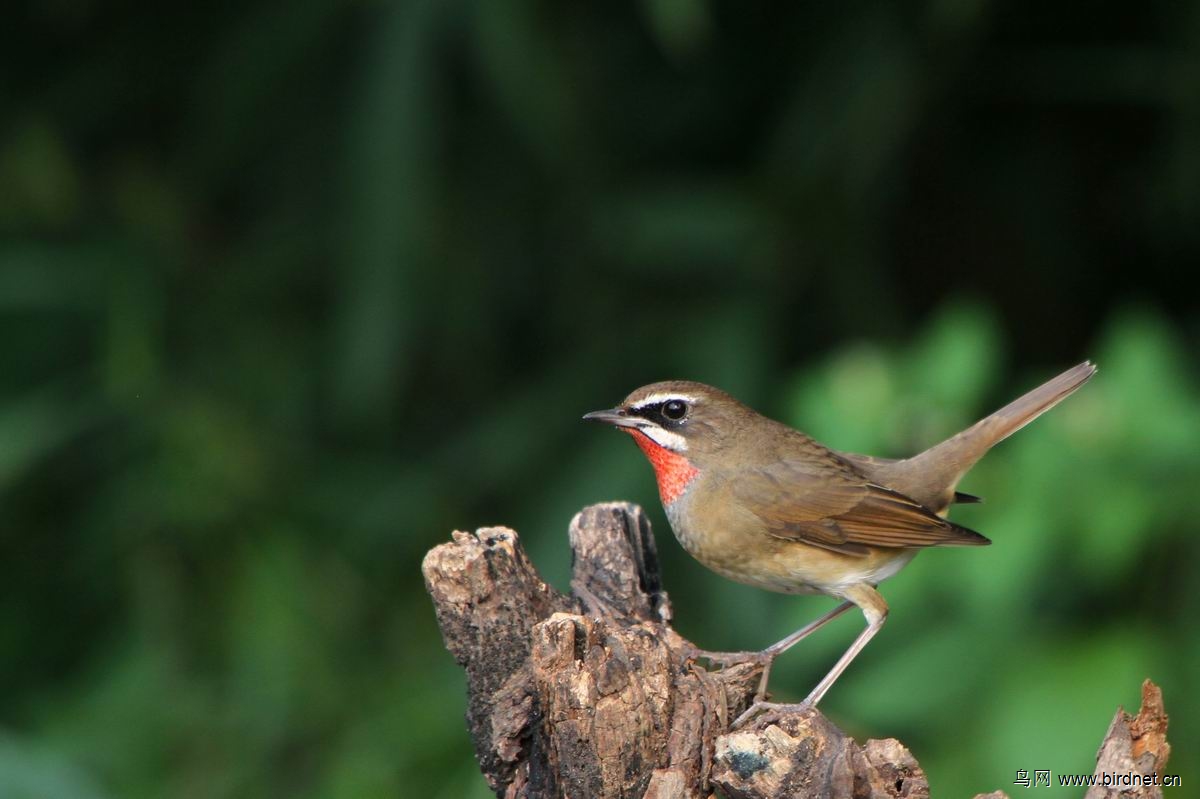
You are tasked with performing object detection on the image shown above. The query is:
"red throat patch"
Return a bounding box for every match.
[622,429,700,505]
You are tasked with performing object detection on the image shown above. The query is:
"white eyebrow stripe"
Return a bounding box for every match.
[629,392,699,410]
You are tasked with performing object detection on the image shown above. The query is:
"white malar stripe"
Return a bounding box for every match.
[629,392,699,411]
[638,424,688,452]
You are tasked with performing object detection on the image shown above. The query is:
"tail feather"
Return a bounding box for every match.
[964,360,1097,448]
[877,361,1096,510]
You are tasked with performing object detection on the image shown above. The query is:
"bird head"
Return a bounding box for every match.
[583,381,757,504]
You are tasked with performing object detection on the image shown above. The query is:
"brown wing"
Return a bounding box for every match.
[732,455,990,557]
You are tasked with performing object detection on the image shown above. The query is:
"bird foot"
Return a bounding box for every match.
[731,700,815,729]
[684,646,771,668]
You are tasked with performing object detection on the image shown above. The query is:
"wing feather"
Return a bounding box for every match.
[732,455,989,556]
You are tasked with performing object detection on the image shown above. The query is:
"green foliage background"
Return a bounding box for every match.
[2,2,1197,797]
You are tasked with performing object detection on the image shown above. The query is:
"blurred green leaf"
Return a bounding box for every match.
[0,119,81,228]
[0,734,108,799]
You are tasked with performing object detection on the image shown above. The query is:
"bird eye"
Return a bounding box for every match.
[662,399,688,421]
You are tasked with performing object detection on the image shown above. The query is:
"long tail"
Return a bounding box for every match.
[881,361,1097,510]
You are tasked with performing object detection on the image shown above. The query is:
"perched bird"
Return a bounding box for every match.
[584,361,1096,723]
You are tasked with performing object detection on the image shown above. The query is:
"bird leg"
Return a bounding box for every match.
[733,586,888,728]
[687,600,853,676]
[684,646,770,667]
[750,600,855,702]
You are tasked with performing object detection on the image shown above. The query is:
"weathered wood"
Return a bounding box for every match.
[422,502,1169,799]
[712,709,929,799]
[422,526,573,793]
[1084,680,1171,799]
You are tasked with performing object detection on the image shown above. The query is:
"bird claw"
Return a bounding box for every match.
[731,700,814,729]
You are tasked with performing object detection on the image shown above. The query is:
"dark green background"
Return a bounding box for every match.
[2,1,1197,796]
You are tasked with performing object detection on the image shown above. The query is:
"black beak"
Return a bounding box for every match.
[582,408,638,428]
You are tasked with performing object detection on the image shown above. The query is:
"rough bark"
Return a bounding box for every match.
[1083,681,1171,799]
[422,502,1170,799]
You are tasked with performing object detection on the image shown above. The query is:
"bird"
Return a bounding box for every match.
[583,361,1096,724]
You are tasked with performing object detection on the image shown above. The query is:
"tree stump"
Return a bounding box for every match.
[422,502,1170,799]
